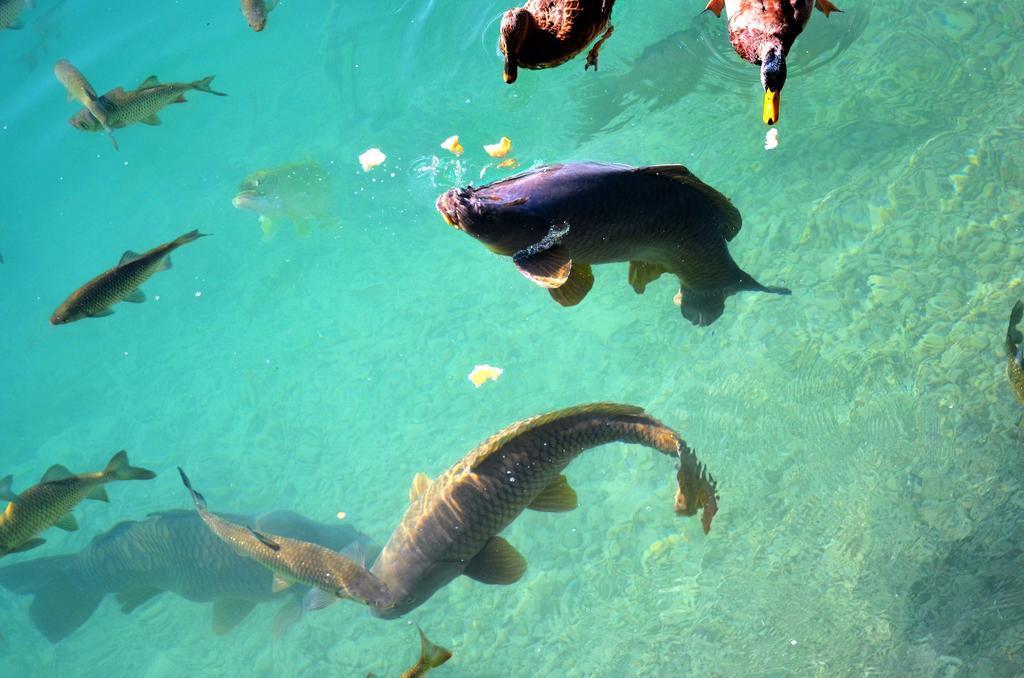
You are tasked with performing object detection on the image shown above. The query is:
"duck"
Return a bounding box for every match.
[499,0,617,84]
[704,0,840,124]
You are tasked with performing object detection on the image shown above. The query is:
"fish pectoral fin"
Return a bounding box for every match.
[259,216,279,241]
[116,587,164,614]
[54,512,79,532]
[408,472,434,503]
[118,250,143,266]
[463,536,527,585]
[302,587,339,611]
[123,289,146,303]
[138,75,160,88]
[40,464,74,483]
[512,237,572,289]
[211,597,258,636]
[86,484,110,502]
[249,527,282,552]
[9,538,46,554]
[628,261,668,295]
[272,596,303,640]
[0,475,18,505]
[140,114,162,126]
[548,262,593,307]
[272,574,293,593]
[527,474,578,512]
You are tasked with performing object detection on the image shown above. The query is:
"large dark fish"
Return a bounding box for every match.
[0,451,155,557]
[50,229,207,324]
[368,625,452,678]
[368,403,718,619]
[179,468,393,611]
[0,509,380,643]
[1006,300,1024,404]
[436,162,790,326]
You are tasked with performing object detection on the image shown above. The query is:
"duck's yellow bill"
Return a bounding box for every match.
[763,89,780,125]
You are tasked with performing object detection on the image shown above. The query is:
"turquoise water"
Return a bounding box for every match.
[1,0,1023,675]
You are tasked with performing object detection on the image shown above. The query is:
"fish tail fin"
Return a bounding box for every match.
[1008,301,1023,351]
[0,556,103,643]
[177,467,208,510]
[103,450,156,481]
[416,626,453,670]
[173,229,210,247]
[759,285,792,296]
[192,76,228,96]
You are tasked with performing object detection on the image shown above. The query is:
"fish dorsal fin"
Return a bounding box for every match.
[138,75,159,88]
[272,574,292,593]
[408,472,433,503]
[463,536,526,585]
[248,527,281,551]
[628,261,669,295]
[527,474,578,512]
[54,512,79,531]
[211,597,258,636]
[119,250,143,266]
[40,464,74,483]
[469,403,646,474]
[548,262,593,307]
[116,587,163,613]
[635,165,743,241]
[511,223,572,289]
[0,475,18,505]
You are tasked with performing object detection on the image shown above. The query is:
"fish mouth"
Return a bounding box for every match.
[435,190,464,231]
[232,191,264,212]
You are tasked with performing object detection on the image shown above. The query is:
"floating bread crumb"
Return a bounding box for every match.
[358,148,386,171]
[336,512,347,521]
[440,135,464,157]
[496,158,519,169]
[468,364,504,387]
[483,136,512,158]
[673,291,682,306]
[764,128,779,151]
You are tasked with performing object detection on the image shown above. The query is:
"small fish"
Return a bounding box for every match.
[368,625,453,678]
[1006,300,1024,404]
[369,403,718,619]
[0,451,155,558]
[0,508,380,643]
[50,229,208,324]
[178,468,394,611]
[69,74,226,133]
[436,162,790,326]
[53,59,118,149]
[241,0,277,32]
[232,160,337,240]
[0,0,32,31]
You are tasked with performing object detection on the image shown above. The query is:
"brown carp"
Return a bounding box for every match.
[1007,300,1024,404]
[436,161,790,326]
[368,403,718,619]
[0,508,380,643]
[241,0,277,32]
[53,59,118,149]
[50,229,208,324]
[0,451,155,557]
[69,74,226,132]
[178,468,394,611]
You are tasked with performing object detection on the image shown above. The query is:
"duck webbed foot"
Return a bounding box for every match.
[704,0,725,17]
[584,24,615,71]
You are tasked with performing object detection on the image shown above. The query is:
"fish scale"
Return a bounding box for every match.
[369,403,717,618]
